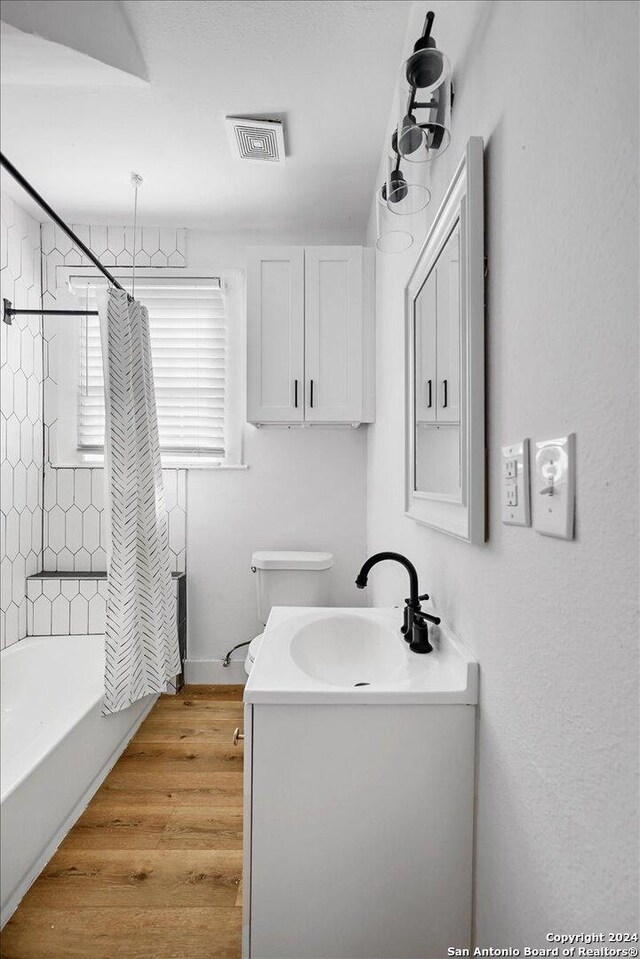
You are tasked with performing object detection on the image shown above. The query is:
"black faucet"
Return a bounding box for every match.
[355,551,440,654]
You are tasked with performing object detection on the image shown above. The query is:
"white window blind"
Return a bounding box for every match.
[73,276,226,457]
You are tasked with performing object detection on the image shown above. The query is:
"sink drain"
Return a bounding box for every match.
[353,682,370,687]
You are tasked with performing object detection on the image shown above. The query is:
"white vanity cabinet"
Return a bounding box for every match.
[247,246,374,425]
[242,701,476,959]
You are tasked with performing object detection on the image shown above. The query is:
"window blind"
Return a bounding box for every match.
[73,276,226,457]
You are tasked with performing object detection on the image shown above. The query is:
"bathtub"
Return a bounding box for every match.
[0,633,157,927]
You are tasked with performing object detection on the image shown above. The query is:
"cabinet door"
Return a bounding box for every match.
[414,271,437,424]
[247,248,304,423]
[249,703,475,958]
[304,247,363,423]
[435,225,461,423]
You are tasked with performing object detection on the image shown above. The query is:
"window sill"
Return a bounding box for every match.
[49,460,249,471]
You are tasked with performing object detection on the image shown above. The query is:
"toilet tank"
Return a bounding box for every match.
[252,551,334,624]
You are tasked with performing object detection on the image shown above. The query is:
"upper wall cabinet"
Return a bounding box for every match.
[247,246,374,426]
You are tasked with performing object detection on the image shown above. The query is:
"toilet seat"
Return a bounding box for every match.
[244,632,264,675]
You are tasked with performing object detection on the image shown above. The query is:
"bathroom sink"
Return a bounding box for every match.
[290,613,400,686]
[244,606,478,705]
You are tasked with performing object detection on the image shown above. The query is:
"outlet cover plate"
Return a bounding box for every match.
[502,439,531,526]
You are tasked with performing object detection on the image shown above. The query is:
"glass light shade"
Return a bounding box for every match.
[375,188,414,253]
[405,46,449,93]
[397,49,452,163]
[384,151,430,216]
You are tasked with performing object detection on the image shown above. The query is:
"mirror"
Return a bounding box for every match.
[405,137,485,543]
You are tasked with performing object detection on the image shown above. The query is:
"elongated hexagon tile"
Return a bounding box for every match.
[74,548,91,571]
[26,579,42,599]
[74,469,92,510]
[5,510,19,560]
[13,463,27,512]
[88,594,106,633]
[70,594,88,634]
[19,509,31,556]
[52,593,69,633]
[82,505,100,553]
[57,547,74,569]
[11,554,26,604]
[32,511,42,554]
[79,579,97,599]
[56,469,74,510]
[6,415,20,466]
[20,418,33,464]
[32,593,52,635]
[61,578,79,600]
[42,578,60,599]
[65,505,83,554]
[47,504,65,553]
[0,557,12,607]
[4,603,19,647]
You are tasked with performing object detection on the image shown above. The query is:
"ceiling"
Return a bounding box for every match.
[0,0,412,236]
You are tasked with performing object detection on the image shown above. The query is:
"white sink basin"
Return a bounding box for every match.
[290,614,400,686]
[244,606,478,705]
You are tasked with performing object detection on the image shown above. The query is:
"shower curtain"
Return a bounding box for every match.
[99,287,180,715]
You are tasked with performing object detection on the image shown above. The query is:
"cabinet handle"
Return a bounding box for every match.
[233,728,244,746]
[426,379,432,409]
[442,379,448,409]
[294,379,298,408]
[310,379,314,408]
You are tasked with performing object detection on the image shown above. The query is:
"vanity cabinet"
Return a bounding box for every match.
[241,701,475,959]
[246,246,374,425]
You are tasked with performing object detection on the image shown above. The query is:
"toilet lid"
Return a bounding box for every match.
[247,632,264,661]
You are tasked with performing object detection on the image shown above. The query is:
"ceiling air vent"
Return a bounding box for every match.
[224,117,285,165]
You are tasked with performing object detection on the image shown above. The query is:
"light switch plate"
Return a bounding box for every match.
[501,439,531,526]
[532,433,575,539]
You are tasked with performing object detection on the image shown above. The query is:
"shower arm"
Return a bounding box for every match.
[1,151,128,325]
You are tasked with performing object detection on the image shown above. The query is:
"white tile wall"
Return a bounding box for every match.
[41,223,187,309]
[0,193,43,649]
[42,465,187,572]
[26,575,181,636]
[1,211,190,650]
[41,222,188,574]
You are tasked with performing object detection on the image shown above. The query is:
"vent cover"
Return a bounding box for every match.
[224,116,285,164]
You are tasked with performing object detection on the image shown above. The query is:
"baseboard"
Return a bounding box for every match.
[184,658,247,684]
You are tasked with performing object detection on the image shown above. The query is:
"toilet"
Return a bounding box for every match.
[245,550,334,675]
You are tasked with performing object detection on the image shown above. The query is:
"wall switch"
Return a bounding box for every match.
[501,440,531,526]
[532,433,575,539]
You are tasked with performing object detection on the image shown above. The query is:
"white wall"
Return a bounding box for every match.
[366,0,639,945]
[185,229,368,675]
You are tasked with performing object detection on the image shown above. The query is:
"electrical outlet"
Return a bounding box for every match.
[533,434,575,539]
[501,440,531,526]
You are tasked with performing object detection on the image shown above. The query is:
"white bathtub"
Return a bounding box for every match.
[0,634,157,927]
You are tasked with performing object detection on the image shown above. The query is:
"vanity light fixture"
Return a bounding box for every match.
[383,145,431,216]
[375,146,427,252]
[375,185,414,253]
[375,11,452,252]
[397,10,452,163]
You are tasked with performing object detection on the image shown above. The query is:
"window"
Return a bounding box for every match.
[72,276,226,459]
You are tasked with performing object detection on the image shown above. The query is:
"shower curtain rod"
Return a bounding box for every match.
[1,151,126,325]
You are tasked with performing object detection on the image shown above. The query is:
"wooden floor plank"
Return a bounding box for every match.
[1,907,241,959]
[60,805,243,851]
[133,718,241,745]
[21,849,242,909]
[119,741,243,772]
[164,685,245,702]
[1,684,244,958]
